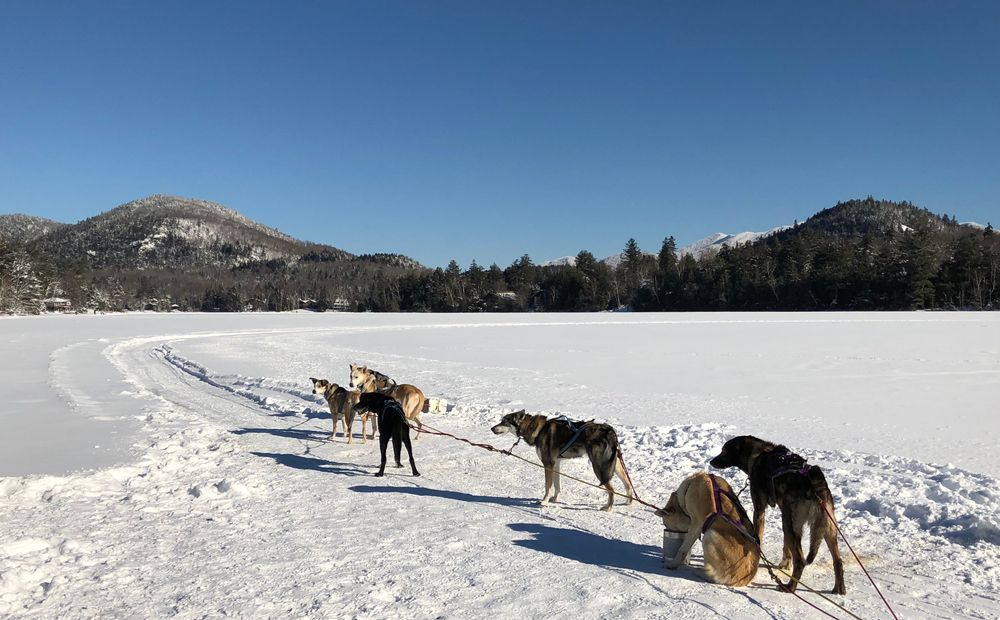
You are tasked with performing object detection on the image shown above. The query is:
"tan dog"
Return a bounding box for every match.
[349,364,425,439]
[310,378,361,442]
[655,472,759,587]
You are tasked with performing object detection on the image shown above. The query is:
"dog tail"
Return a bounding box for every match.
[422,397,430,413]
[807,465,833,502]
[702,528,760,587]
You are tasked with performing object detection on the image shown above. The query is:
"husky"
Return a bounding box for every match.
[710,435,846,594]
[310,378,361,442]
[353,392,420,477]
[655,472,759,587]
[348,363,396,390]
[490,411,634,511]
[350,364,425,439]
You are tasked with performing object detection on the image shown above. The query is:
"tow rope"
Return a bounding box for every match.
[405,419,897,619]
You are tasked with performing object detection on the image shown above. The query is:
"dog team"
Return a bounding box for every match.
[310,364,846,594]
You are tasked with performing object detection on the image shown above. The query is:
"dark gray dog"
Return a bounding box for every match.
[710,435,845,594]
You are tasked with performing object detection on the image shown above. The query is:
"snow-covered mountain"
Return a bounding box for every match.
[678,227,789,259]
[16,195,358,271]
[539,255,577,267]
[0,214,67,244]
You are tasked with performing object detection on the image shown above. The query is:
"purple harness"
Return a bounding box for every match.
[701,474,758,544]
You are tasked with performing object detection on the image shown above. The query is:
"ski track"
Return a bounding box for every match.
[0,324,998,619]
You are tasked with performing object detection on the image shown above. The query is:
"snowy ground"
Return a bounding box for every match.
[1,312,999,618]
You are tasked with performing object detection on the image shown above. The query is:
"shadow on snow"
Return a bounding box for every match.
[250,451,368,476]
[348,484,539,508]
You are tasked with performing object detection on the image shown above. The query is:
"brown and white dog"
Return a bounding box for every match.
[491,411,634,511]
[655,472,759,587]
[349,364,425,439]
[710,435,846,594]
[310,378,361,442]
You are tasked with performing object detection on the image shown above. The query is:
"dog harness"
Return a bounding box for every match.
[379,400,405,418]
[556,417,590,457]
[372,370,397,388]
[757,447,815,504]
[701,475,758,544]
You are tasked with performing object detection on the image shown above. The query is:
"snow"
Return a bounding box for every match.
[540,256,578,267]
[679,227,790,259]
[1,312,999,618]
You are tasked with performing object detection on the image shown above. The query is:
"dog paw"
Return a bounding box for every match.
[412,472,421,477]
[374,472,385,477]
[664,561,681,570]
[778,582,796,593]
[833,585,846,595]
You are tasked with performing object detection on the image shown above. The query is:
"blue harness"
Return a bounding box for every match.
[556,417,591,457]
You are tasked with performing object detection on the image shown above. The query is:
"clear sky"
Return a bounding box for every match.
[1,1,998,267]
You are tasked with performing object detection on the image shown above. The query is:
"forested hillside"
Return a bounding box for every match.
[1,196,996,314]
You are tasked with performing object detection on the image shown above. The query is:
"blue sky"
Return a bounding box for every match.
[1,1,998,267]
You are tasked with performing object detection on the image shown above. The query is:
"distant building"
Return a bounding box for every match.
[43,297,72,312]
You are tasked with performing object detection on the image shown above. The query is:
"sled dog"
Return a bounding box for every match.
[353,392,420,477]
[710,435,846,594]
[655,472,759,587]
[310,378,361,442]
[490,411,634,511]
[348,363,396,390]
[350,364,425,439]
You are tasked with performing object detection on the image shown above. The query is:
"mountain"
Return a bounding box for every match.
[0,214,67,244]
[678,227,789,259]
[27,195,356,270]
[539,256,577,267]
[797,197,956,237]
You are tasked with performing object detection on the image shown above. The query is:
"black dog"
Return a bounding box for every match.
[353,392,420,477]
[710,435,845,594]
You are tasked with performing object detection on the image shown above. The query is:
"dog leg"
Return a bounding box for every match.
[392,431,403,468]
[360,416,368,444]
[376,433,390,477]
[411,413,422,441]
[665,527,701,570]
[779,543,792,571]
[822,517,847,595]
[615,457,634,505]
[401,428,420,477]
[549,460,561,503]
[780,508,806,593]
[751,493,767,546]
[601,480,615,512]
[540,464,554,504]
[345,410,355,444]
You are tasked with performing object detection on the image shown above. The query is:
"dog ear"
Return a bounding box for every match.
[309,377,317,384]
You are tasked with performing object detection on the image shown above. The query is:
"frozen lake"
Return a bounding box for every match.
[1,312,998,618]
[3,312,998,476]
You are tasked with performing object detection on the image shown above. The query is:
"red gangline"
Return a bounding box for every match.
[821,500,899,620]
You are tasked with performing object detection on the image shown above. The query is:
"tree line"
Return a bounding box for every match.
[2,211,997,315]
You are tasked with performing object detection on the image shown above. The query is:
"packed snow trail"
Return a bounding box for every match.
[1,315,998,618]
